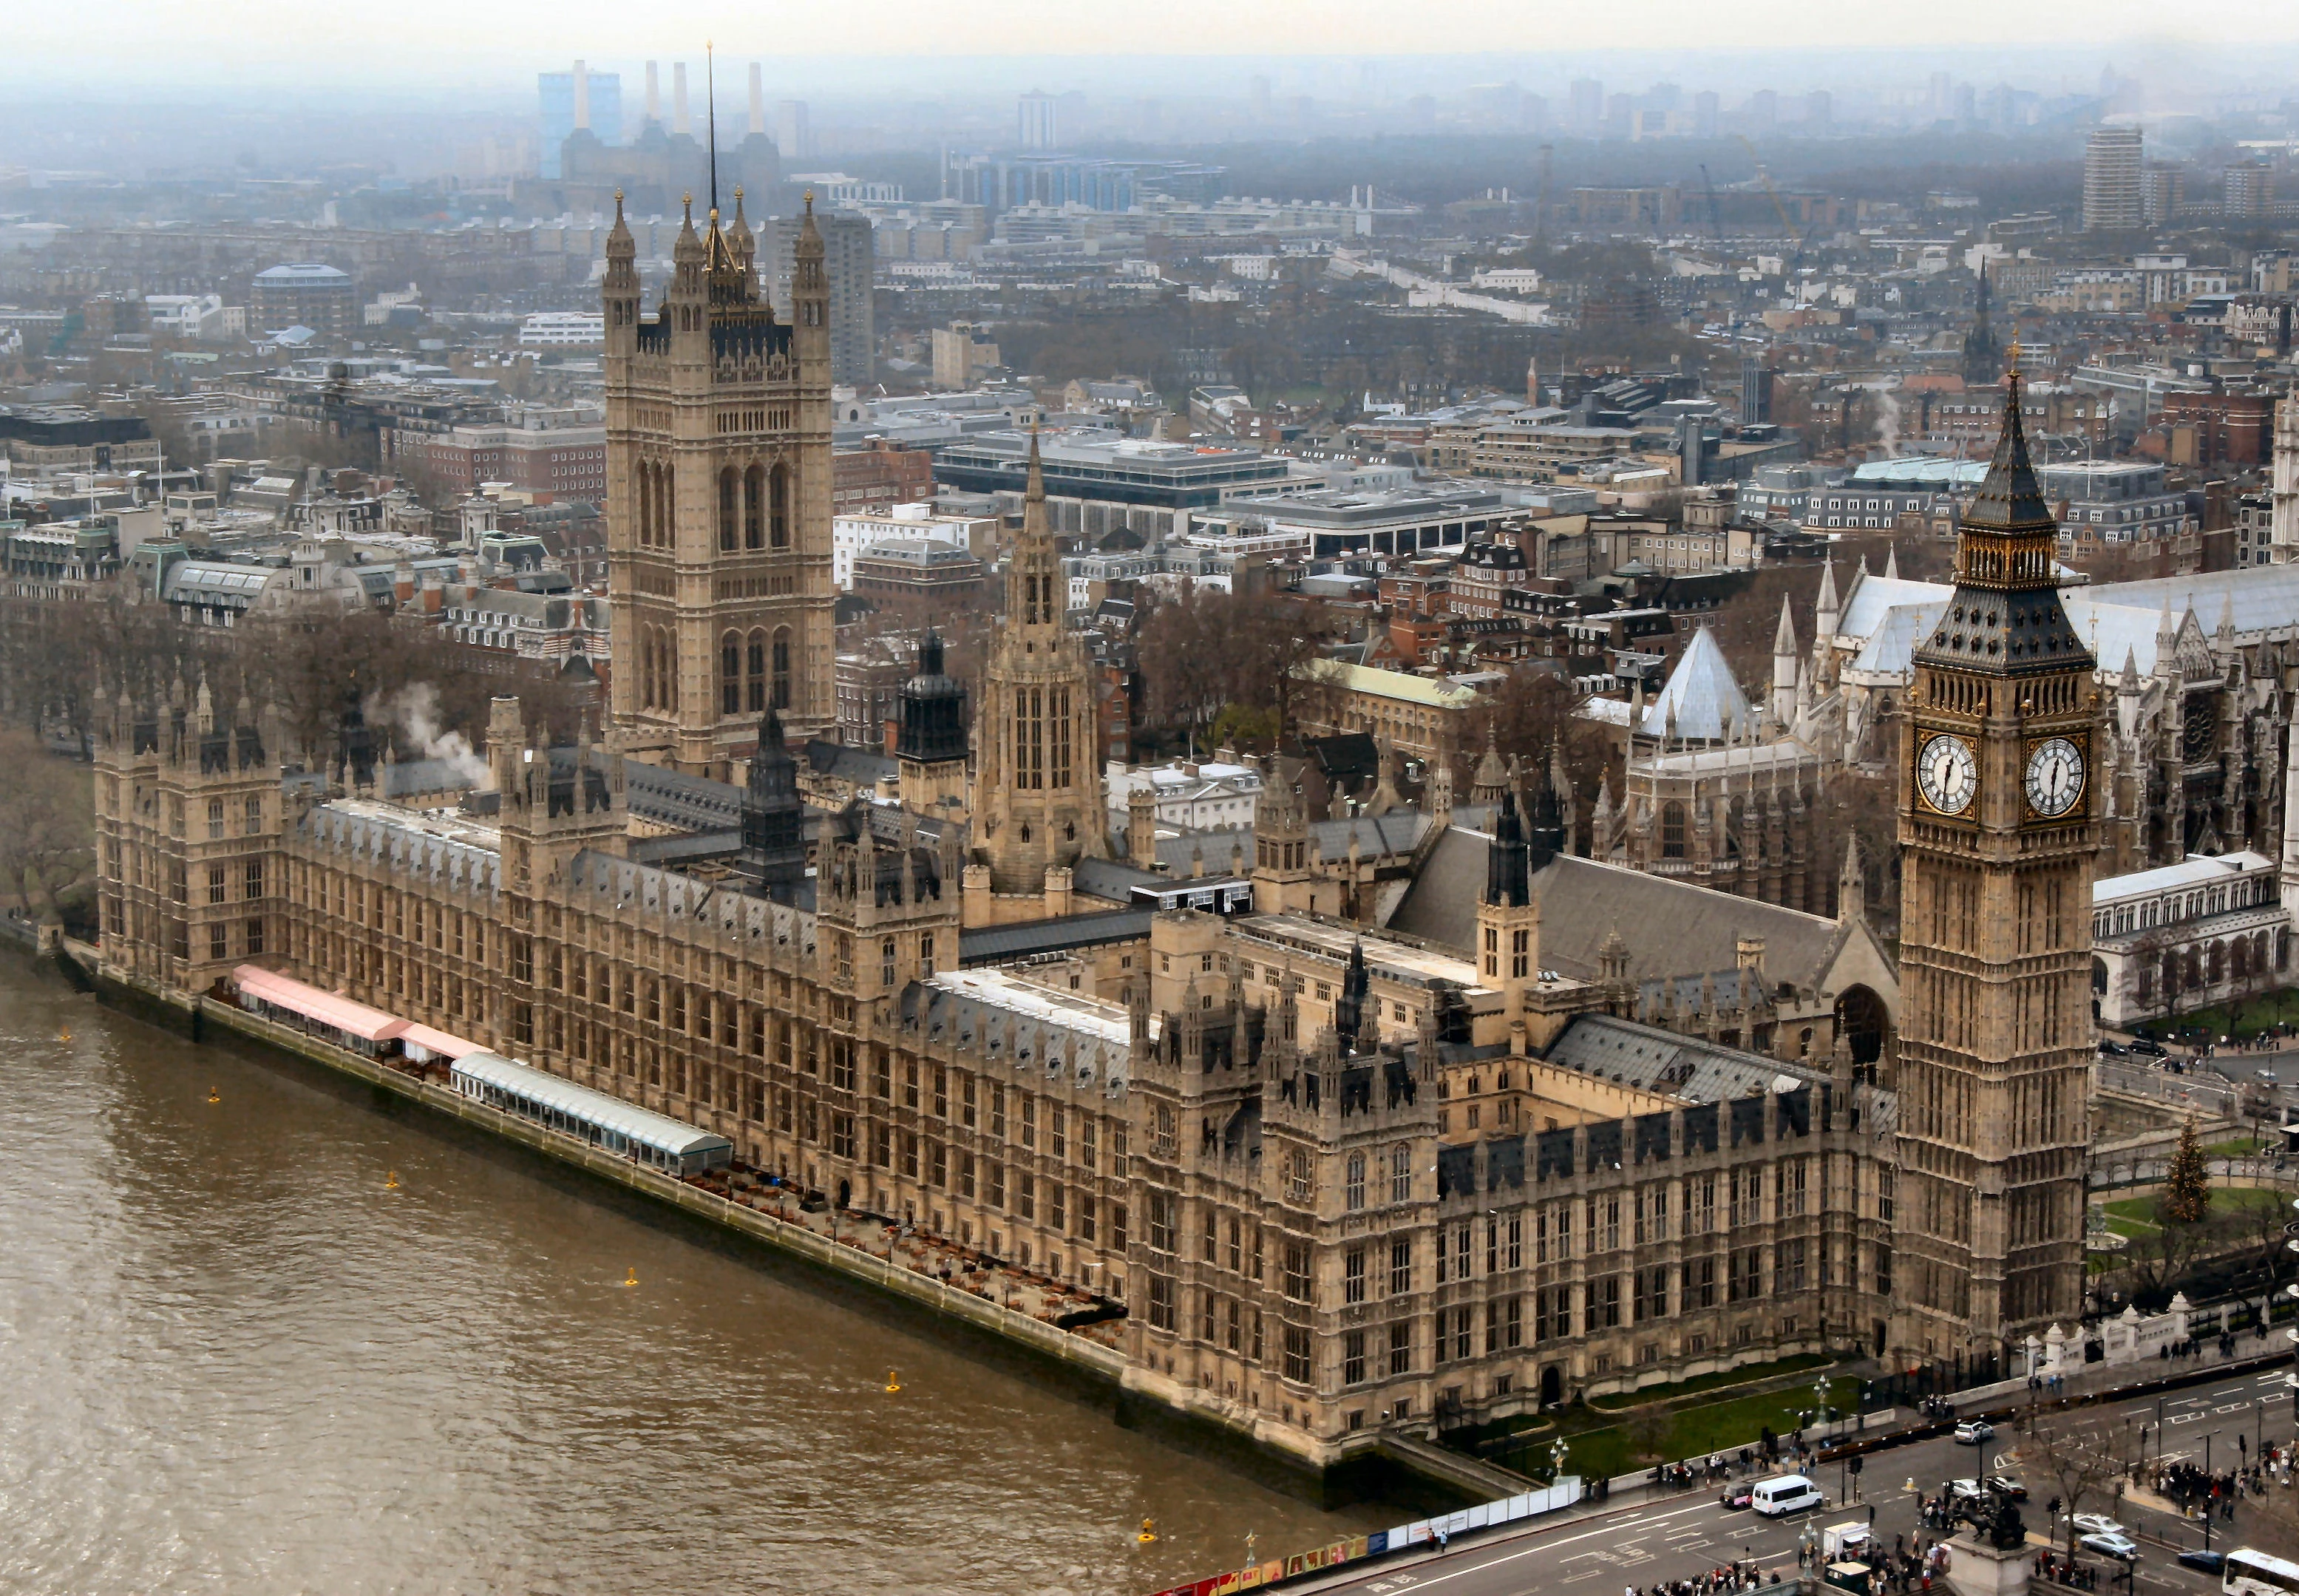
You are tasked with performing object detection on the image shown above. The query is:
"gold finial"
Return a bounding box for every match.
[2007,338,2023,376]
[614,187,622,203]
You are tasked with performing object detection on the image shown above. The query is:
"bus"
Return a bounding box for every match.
[2225,1548,2299,1596]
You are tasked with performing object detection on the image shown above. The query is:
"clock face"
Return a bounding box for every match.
[2025,736,2086,818]
[1917,733,1978,816]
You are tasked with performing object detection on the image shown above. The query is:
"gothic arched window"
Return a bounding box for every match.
[769,463,790,549]
[747,631,767,713]
[1662,800,1687,859]
[1345,1152,1365,1212]
[744,463,765,550]
[720,633,741,715]
[771,628,792,710]
[718,467,740,553]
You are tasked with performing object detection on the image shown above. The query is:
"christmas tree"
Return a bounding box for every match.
[2159,1116,2212,1227]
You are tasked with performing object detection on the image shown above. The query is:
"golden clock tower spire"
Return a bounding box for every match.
[1895,364,2098,1373]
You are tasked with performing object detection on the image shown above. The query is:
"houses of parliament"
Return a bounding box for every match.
[84,210,2099,1472]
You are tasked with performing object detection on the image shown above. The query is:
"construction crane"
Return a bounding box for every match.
[1698,163,1728,251]
[1735,134,1798,240]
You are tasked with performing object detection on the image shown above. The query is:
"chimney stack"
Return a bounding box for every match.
[673,62,690,137]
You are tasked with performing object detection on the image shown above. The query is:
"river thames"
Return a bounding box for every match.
[0,957,1385,1594]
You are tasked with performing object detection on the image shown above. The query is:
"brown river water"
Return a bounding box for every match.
[0,957,1385,1594]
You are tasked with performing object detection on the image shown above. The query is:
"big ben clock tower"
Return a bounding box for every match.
[1894,355,2097,1371]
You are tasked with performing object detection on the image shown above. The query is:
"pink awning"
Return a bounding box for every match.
[231,965,408,1044]
[397,1022,483,1061]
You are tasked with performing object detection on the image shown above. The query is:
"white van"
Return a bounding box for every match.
[1750,1476,1824,1518]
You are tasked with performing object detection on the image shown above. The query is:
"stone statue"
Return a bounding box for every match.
[1952,1490,2026,1552]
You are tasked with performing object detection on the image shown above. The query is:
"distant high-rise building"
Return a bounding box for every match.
[2142,163,2185,225]
[777,100,811,162]
[1745,89,1778,135]
[1018,90,1059,150]
[1249,75,1272,120]
[1693,90,1719,138]
[1805,90,1832,132]
[1603,92,1632,138]
[1928,70,1952,120]
[2226,161,2275,219]
[1569,78,1603,133]
[2083,126,2145,231]
[760,209,875,386]
[539,61,622,180]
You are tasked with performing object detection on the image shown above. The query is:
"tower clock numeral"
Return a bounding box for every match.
[2023,737,2085,818]
[1915,733,1977,816]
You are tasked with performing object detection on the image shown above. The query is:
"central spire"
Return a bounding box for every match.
[706,40,719,216]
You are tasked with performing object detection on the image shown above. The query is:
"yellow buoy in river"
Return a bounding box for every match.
[385,1170,400,1190]
[885,1368,901,1393]
[207,1087,220,1104]
[1137,1518,1158,1545]
[623,1267,639,1288]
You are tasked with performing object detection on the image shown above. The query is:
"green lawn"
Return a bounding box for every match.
[2105,1187,2285,1227]
[2150,989,2299,1042]
[2209,1137,2268,1157]
[1487,1374,1862,1484]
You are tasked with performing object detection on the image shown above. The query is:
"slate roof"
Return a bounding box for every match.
[624,761,745,832]
[958,906,1158,965]
[1073,855,1164,902]
[1387,829,1854,996]
[805,738,897,787]
[1545,1013,1825,1103]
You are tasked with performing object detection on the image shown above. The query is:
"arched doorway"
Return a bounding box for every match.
[1834,985,1889,1067]
[1540,1364,1563,1407]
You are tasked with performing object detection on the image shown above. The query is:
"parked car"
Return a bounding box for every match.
[1986,1476,2028,1500]
[2080,1532,2139,1562]
[1949,1478,1984,1501]
[1954,1420,1994,1444]
[1719,1481,1755,1510]
[2178,1550,2227,1575]
[2131,1038,2167,1057]
[2071,1515,2124,1537]
[2099,1040,2129,1057]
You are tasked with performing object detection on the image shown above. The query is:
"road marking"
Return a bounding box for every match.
[2213,1385,2247,1397]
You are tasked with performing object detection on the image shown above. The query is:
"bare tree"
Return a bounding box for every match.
[0,729,95,924]
[2020,1416,2125,1563]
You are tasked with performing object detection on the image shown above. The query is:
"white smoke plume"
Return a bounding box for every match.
[379,683,491,789]
[1858,381,1903,457]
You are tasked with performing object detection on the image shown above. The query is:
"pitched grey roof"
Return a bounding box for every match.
[1073,855,1164,902]
[1545,1013,1824,1104]
[1637,626,1752,741]
[958,906,1156,964]
[625,761,745,832]
[1387,829,1850,995]
[804,738,897,786]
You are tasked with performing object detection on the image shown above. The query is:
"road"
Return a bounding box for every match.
[1301,1368,2299,1596]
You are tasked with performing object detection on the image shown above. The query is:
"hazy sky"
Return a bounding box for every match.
[22,1,2299,90]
